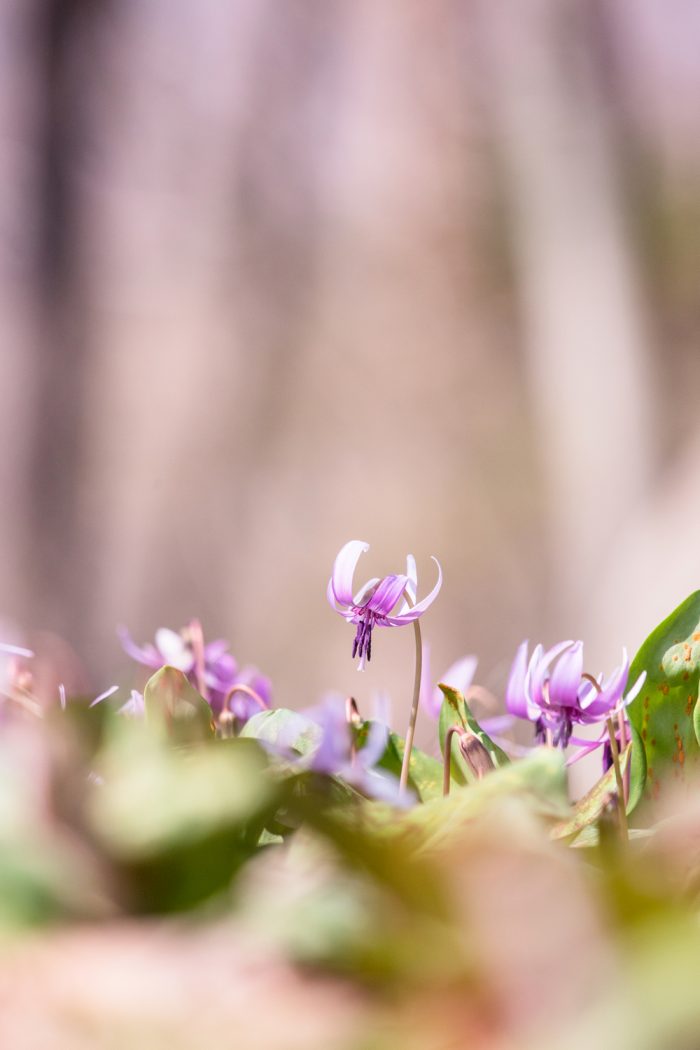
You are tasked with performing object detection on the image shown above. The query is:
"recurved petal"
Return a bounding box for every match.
[548,640,584,707]
[505,640,531,719]
[384,556,442,624]
[528,640,574,708]
[331,540,370,607]
[590,648,630,713]
[400,554,418,611]
[117,626,162,668]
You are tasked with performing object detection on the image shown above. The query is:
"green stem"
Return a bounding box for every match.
[399,618,422,796]
[606,716,628,842]
[442,725,460,797]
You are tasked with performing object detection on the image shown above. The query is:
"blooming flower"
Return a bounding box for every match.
[327,541,442,670]
[506,640,646,749]
[118,621,270,722]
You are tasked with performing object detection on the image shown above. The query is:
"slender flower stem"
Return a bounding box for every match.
[606,716,629,841]
[443,725,461,797]
[345,696,361,767]
[223,683,268,715]
[399,618,422,796]
[188,619,207,700]
[617,708,629,805]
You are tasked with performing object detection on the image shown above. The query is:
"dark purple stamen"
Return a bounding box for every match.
[352,614,375,663]
[534,711,573,748]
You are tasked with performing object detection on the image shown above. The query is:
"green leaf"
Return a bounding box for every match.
[143,666,214,744]
[438,684,509,786]
[240,708,321,756]
[402,748,569,853]
[627,591,700,812]
[87,728,279,911]
[551,743,632,841]
[376,730,443,802]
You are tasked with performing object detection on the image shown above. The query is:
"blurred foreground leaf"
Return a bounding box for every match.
[87,727,277,911]
[144,666,214,744]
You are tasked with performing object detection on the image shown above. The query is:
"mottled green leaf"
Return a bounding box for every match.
[627,591,700,811]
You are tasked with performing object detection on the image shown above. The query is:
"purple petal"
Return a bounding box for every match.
[367,574,409,617]
[204,639,231,662]
[587,649,630,715]
[383,556,442,625]
[548,641,584,707]
[358,719,389,769]
[117,626,162,669]
[331,540,370,607]
[506,641,532,720]
[566,737,605,766]
[528,640,574,707]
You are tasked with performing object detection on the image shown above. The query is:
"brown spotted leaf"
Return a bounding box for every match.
[627,592,700,814]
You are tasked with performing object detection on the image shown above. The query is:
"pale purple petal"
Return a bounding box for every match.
[331,540,370,607]
[89,685,120,708]
[623,670,646,705]
[566,738,605,766]
[117,626,162,668]
[0,642,34,658]
[58,683,66,710]
[204,639,231,662]
[383,557,442,624]
[480,714,514,734]
[358,718,389,769]
[441,655,478,697]
[548,641,583,707]
[506,641,532,720]
[155,628,193,672]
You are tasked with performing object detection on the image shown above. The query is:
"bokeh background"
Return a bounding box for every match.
[1,0,699,725]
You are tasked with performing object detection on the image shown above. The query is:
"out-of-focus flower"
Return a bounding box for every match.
[506,640,645,749]
[118,621,270,721]
[420,645,478,720]
[327,541,442,670]
[274,694,409,805]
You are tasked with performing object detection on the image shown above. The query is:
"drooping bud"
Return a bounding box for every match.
[457,730,493,781]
